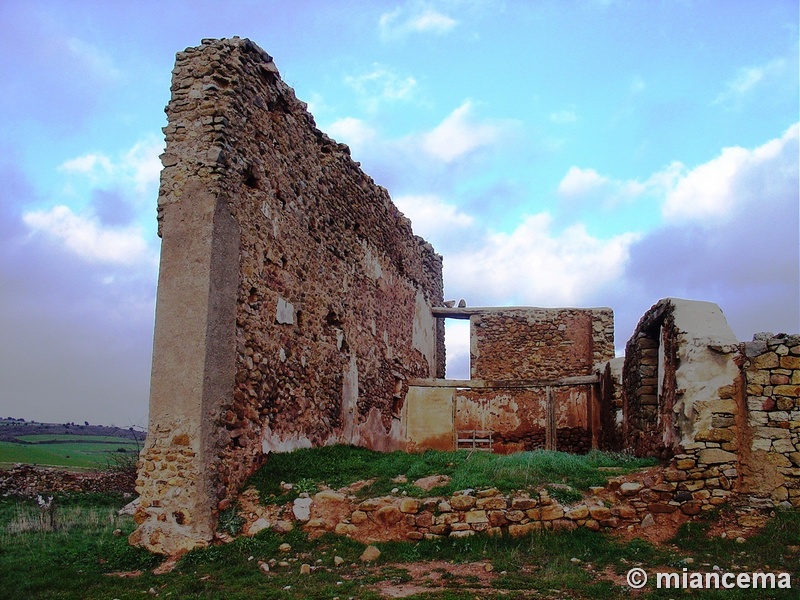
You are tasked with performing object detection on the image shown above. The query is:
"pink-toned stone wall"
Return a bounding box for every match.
[469,308,614,380]
[132,38,444,554]
[454,386,593,454]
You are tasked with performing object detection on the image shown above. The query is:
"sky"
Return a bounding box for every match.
[1,1,797,428]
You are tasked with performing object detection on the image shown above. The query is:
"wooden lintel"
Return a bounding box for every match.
[408,375,600,389]
[430,307,475,319]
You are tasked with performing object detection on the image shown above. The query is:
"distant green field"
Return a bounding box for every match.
[15,435,138,444]
[0,439,139,469]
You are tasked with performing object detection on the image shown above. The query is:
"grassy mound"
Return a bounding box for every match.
[247,445,657,502]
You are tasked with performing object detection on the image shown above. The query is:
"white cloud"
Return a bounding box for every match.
[380,5,458,39]
[22,205,152,266]
[67,38,121,82]
[621,124,799,341]
[59,135,164,202]
[444,319,470,379]
[59,153,114,177]
[713,58,786,107]
[555,124,798,224]
[549,108,578,124]
[326,117,378,155]
[662,123,799,222]
[445,213,639,306]
[124,138,164,196]
[422,101,503,163]
[557,166,609,197]
[324,100,510,170]
[555,164,660,209]
[394,194,474,241]
[345,65,418,111]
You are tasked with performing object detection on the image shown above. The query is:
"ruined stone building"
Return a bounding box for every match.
[132,38,799,554]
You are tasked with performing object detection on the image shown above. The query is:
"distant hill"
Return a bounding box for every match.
[0,418,146,444]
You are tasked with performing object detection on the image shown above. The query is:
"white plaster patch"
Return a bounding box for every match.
[341,353,359,444]
[362,243,384,281]
[412,290,436,376]
[276,297,294,325]
[336,329,345,350]
[261,424,313,453]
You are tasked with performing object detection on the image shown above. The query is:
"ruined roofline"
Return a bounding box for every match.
[630,297,738,345]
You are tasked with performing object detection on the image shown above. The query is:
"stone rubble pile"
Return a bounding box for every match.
[0,464,136,498]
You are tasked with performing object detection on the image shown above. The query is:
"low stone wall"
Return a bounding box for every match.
[0,465,136,498]
[236,468,747,545]
[741,334,800,507]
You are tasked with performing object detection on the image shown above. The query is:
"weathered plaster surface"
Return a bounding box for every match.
[134,37,443,554]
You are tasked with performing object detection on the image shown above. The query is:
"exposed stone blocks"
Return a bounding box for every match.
[241,470,751,545]
[619,299,800,514]
[742,334,800,508]
[622,299,742,461]
[470,308,614,380]
[299,487,644,541]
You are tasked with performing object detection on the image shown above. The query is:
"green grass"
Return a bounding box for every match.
[0,439,139,469]
[2,491,795,599]
[0,494,161,599]
[15,434,139,444]
[246,444,657,502]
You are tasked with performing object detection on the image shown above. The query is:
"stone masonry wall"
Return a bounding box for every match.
[623,299,800,519]
[622,301,679,459]
[238,468,751,546]
[455,385,596,454]
[740,334,800,508]
[133,38,444,554]
[469,308,614,380]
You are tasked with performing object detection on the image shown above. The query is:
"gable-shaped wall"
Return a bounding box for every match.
[131,38,444,555]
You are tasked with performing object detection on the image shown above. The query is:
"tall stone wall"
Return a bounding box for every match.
[132,38,444,554]
[469,308,614,380]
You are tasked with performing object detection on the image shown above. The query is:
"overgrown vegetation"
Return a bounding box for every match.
[246,444,657,502]
[1,490,797,599]
[218,504,247,536]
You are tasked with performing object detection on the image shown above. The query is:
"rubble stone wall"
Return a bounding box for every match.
[622,299,741,460]
[740,334,800,507]
[469,308,614,380]
[133,38,444,554]
[623,299,800,514]
[0,465,136,498]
